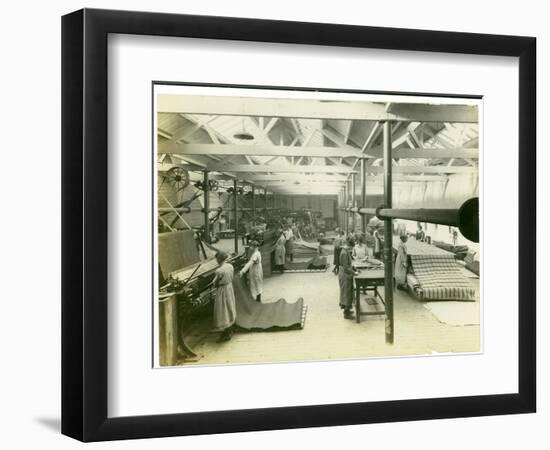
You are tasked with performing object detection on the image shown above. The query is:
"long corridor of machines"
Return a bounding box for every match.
[156,91,480,367]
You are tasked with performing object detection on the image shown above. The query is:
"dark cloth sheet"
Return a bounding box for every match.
[284,256,327,271]
[292,239,320,258]
[158,230,200,277]
[232,276,306,331]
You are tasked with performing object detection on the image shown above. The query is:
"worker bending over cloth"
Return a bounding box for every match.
[240,240,264,303]
[212,251,236,342]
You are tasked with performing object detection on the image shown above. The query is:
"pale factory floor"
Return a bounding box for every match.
[181,248,481,367]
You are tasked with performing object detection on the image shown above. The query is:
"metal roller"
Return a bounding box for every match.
[375,197,479,242]
[336,197,479,242]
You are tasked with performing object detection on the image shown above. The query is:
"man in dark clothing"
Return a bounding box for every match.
[332,228,345,274]
[338,236,359,319]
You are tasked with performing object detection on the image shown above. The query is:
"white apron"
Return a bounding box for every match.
[241,249,263,298]
[212,263,236,331]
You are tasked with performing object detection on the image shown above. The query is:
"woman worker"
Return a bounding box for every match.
[338,236,360,320]
[415,223,425,241]
[212,251,237,342]
[274,231,286,272]
[352,235,372,262]
[284,224,295,262]
[395,234,409,290]
[373,225,383,260]
[239,240,264,303]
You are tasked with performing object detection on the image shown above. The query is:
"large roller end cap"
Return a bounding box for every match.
[458,197,479,243]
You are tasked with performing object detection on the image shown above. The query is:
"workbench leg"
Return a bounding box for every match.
[355,285,360,323]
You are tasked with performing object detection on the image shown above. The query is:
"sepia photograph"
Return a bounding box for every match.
[154,85,481,367]
[54,4,538,445]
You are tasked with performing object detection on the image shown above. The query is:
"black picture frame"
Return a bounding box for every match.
[61,8,536,442]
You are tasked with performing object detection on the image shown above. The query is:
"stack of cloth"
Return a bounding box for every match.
[464,251,480,275]
[431,240,469,260]
[408,254,476,301]
[284,256,327,272]
[292,239,320,258]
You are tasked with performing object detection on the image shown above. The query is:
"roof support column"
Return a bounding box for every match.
[344,183,348,235]
[251,185,255,226]
[203,171,210,244]
[361,158,367,234]
[383,121,394,344]
[233,179,239,254]
[351,173,356,233]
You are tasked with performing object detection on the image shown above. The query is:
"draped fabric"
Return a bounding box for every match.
[232,276,306,331]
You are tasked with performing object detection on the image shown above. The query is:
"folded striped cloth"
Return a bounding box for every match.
[409,254,476,301]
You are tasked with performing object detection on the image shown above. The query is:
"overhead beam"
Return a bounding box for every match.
[270,188,356,195]
[240,174,350,182]
[157,128,172,140]
[160,142,365,158]
[162,141,479,160]
[344,120,353,144]
[260,181,348,186]
[158,95,479,122]
[362,165,477,174]
[377,147,478,159]
[200,164,359,174]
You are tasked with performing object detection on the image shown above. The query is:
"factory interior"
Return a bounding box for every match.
[156,93,480,367]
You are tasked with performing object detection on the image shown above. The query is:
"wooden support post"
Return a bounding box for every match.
[338,191,341,228]
[203,171,210,244]
[361,158,367,234]
[233,179,239,253]
[383,121,394,344]
[344,183,348,234]
[251,184,256,226]
[351,173,356,233]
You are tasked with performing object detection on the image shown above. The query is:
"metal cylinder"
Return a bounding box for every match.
[375,197,479,243]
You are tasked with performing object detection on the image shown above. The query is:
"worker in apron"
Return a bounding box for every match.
[284,225,294,262]
[415,224,425,241]
[212,251,237,342]
[395,234,409,289]
[239,240,264,303]
[373,226,383,261]
[274,231,286,272]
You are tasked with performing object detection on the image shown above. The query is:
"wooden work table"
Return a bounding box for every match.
[353,265,386,324]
